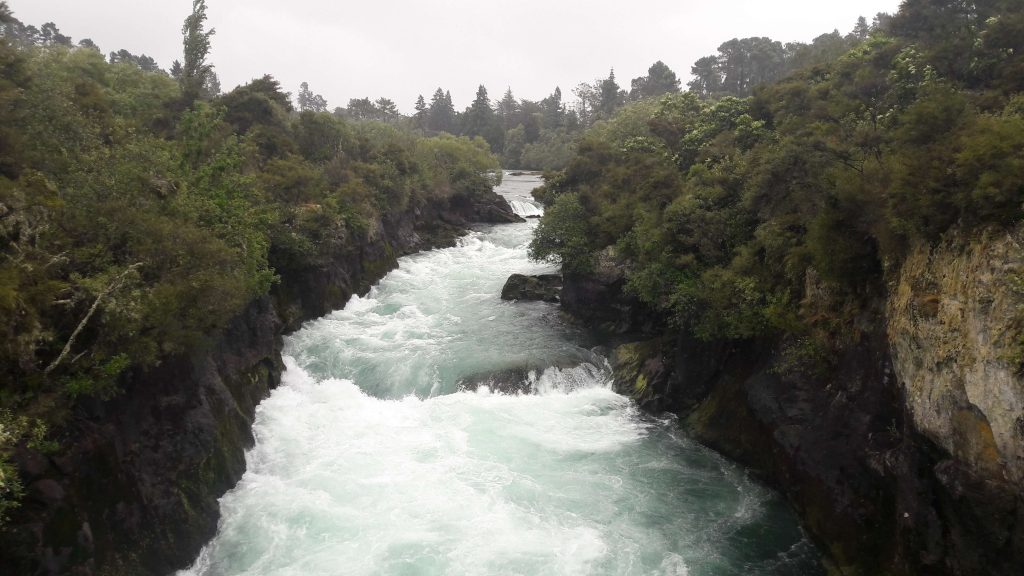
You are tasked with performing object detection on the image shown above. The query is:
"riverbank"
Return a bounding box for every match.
[1,188,520,575]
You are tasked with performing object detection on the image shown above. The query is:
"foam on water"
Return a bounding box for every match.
[180,173,822,576]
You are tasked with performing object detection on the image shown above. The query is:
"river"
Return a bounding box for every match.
[180,173,822,576]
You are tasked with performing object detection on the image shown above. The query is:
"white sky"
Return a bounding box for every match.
[10,1,904,113]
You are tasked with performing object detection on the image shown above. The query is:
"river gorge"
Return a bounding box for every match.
[179,174,822,576]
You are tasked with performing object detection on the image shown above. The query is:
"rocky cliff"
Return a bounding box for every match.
[0,190,519,575]
[889,227,1024,489]
[564,225,1024,575]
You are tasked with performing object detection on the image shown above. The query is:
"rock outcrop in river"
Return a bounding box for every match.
[500,273,562,303]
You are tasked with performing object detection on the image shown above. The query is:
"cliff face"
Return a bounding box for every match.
[1,190,519,575]
[565,225,1024,575]
[889,227,1024,488]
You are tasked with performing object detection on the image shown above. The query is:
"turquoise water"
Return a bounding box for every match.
[180,174,822,576]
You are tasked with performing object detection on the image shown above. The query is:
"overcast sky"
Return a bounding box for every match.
[11,0,903,113]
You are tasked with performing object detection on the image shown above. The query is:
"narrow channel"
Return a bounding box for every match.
[181,173,822,576]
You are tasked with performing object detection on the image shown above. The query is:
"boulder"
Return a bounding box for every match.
[500,274,562,303]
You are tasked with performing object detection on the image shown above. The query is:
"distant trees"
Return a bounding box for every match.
[297,81,328,112]
[39,22,71,46]
[341,97,398,122]
[687,15,891,99]
[630,61,681,100]
[109,49,162,72]
[1,14,74,49]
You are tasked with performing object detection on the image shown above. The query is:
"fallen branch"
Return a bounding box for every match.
[44,262,144,377]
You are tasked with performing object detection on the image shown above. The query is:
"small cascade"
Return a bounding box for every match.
[509,199,545,218]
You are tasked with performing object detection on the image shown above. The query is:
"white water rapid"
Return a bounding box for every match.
[180,173,822,576]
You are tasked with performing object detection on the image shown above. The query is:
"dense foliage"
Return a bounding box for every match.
[532,0,1023,367]
[0,1,499,524]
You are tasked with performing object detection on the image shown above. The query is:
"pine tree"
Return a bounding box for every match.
[427,88,455,133]
[597,69,623,118]
[413,95,428,129]
[498,88,519,131]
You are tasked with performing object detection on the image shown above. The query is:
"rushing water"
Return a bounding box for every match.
[181,173,822,576]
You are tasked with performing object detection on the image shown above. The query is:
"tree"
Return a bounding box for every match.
[180,0,216,103]
[297,82,328,113]
[170,60,183,79]
[498,88,519,130]
[850,16,871,41]
[462,85,501,150]
[346,97,377,120]
[109,49,161,73]
[872,12,894,32]
[78,38,100,51]
[0,2,12,24]
[597,69,624,118]
[39,22,72,46]
[688,56,722,98]
[427,87,455,133]
[630,60,682,100]
[413,94,428,129]
[375,97,398,121]
[540,86,565,130]
[716,38,787,97]
[202,71,222,98]
[572,82,598,127]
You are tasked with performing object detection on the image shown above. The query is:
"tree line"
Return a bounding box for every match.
[318,13,890,171]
